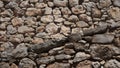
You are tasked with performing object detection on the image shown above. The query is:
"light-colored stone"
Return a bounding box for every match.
[18,26,34,33]
[26,8,41,16]
[76,60,92,68]
[44,7,52,14]
[61,7,71,15]
[92,8,101,18]
[76,21,89,28]
[53,8,61,15]
[11,17,23,26]
[69,0,79,7]
[35,3,47,8]
[32,37,44,44]
[79,14,92,22]
[0,1,4,7]
[29,0,38,3]
[98,0,111,8]
[60,25,70,35]
[53,0,68,7]
[72,5,86,14]
[50,33,65,40]
[113,0,120,7]
[41,15,54,23]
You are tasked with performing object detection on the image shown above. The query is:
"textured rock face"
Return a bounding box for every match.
[1,0,120,68]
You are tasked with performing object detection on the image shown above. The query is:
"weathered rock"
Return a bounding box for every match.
[68,15,79,22]
[35,3,47,9]
[50,33,65,40]
[53,8,61,15]
[1,9,13,17]
[47,62,70,68]
[69,0,79,7]
[41,15,54,23]
[44,7,52,15]
[36,56,55,64]
[68,33,82,42]
[98,0,111,8]
[76,21,89,28]
[76,60,92,68]
[73,52,91,63]
[53,0,68,7]
[20,1,29,8]
[55,54,72,60]
[19,58,37,68]
[79,14,92,22]
[26,8,41,16]
[45,23,58,34]
[61,7,71,15]
[63,48,75,55]
[92,34,114,44]
[92,7,101,18]
[32,37,44,44]
[11,17,23,26]
[7,25,17,34]
[48,2,54,7]
[108,7,120,21]
[10,63,18,68]
[0,1,4,7]
[0,62,10,68]
[92,62,101,68]
[29,0,38,3]
[72,5,86,14]
[60,25,70,35]
[113,0,120,7]
[104,59,120,68]
[12,43,28,58]
[18,26,34,33]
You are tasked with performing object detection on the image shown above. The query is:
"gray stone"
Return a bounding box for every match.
[0,62,10,68]
[61,7,71,15]
[98,0,111,8]
[36,56,55,64]
[26,8,41,16]
[19,58,37,68]
[68,15,79,22]
[76,21,89,28]
[55,54,72,60]
[60,25,70,35]
[29,0,38,3]
[92,34,114,44]
[113,0,120,7]
[104,59,120,68]
[76,60,92,68]
[44,7,52,15]
[69,0,79,7]
[92,62,101,68]
[53,0,68,7]
[0,1,4,8]
[7,25,17,34]
[72,5,86,14]
[53,8,61,15]
[73,52,91,63]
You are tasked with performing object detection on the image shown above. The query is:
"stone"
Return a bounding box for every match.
[92,7,101,18]
[41,15,54,23]
[98,0,111,8]
[69,0,79,7]
[35,3,47,9]
[0,62,10,68]
[32,37,44,44]
[107,7,120,21]
[72,28,81,34]
[60,25,70,35]
[53,0,68,7]
[7,25,17,34]
[79,14,92,22]
[0,17,11,22]
[0,1,4,7]
[113,0,120,7]
[92,34,114,44]
[73,52,91,63]
[9,34,24,43]
[54,17,65,23]
[10,63,18,68]
[18,26,34,33]
[48,2,54,7]
[76,21,89,28]
[44,7,52,15]
[50,33,65,40]
[45,23,58,34]
[61,7,71,15]
[55,54,72,60]
[36,26,45,32]
[12,43,28,58]
[53,8,61,15]
[29,0,38,3]
[19,58,37,68]
[25,17,36,26]
[64,48,75,55]
[11,17,23,26]
[47,62,70,68]
[68,33,82,42]
[68,15,79,22]
[20,1,29,8]
[92,62,101,68]
[26,8,41,16]
[36,56,55,64]
[1,9,13,17]
[0,23,6,30]
[76,60,92,68]
[104,59,120,68]
[72,5,86,14]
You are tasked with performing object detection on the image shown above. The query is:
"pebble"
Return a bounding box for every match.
[0,1,4,8]
[55,54,72,60]
[7,25,17,34]
[113,0,120,7]
[73,52,91,63]
[76,60,92,68]
[53,0,68,7]
[72,5,86,14]
[92,34,114,44]
[60,25,70,35]
[26,8,41,16]
[41,15,54,23]
[50,33,65,40]
[45,23,58,34]
[0,62,10,68]
[69,0,79,7]
[68,15,79,22]
[53,8,61,15]
[98,0,111,8]
[92,7,101,18]
[35,3,47,9]
[18,26,34,33]
[76,21,89,28]
[32,37,44,44]
[11,17,23,26]
[61,7,71,15]
[19,58,37,68]
[29,0,38,3]
[44,7,52,15]
[92,62,101,68]
[79,14,92,22]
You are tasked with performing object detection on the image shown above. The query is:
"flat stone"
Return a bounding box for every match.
[76,21,89,28]
[19,58,37,68]
[61,7,71,15]
[36,56,55,64]
[76,60,92,68]
[26,8,41,16]
[7,25,17,34]
[53,8,61,15]
[104,59,120,68]
[68,15,79,22]
[72,5,86,14]
[18,26,34,33]
[0,1,4,7]
[92,34,114,44]
[44,7,52,15]
[92,8,101,18]
[35,3,47,9]
[60,25,70,35]
[113,0,120,7]
[69,0,79,7]
[41,15,54,23]
[79,14,92,22]
[55,54,72,60]
[47,62,70,68]
[11,17,23,26]
[0,62,10,68]
[98,0,111,8]
[50,33,65,40]
[53,0,68,7]
[73,52,91,63]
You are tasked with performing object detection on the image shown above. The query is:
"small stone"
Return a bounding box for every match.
[0,1,4,7]
[47,62,70,68]
[41,15,54,23]
[68,15,79,22]
[0,62,10,68]
[64,48,75,55]
[45,23,58,34]
[0,23,7,30]
[73,52,91,63]
[10,63,18,68]
[104,59,120,68]
[72,28,81,34]
[68,33,81,42]
[19,58,37,68]
[36,56,55,64]
[55,54,72,60]
[72,5,86,14]
[53,0,68,7]
[53,8,61,15]
[39,64,46,68]
[32,37,44,44]
[76,21,89,28]
[29,0,38,3]
[20,1,29,8]
[18,26,34,33]
[92,62,101,68]
[26,8,41,16]
[44,7,52,15]
[79,14,92,22]
[11,17,23,26]
[113,0,120,7]
[92,34,114,44]
[69,0,79,7]
[60,25,70,35]
[61,7,71,15]
[48,2,54,7]
[35,3,47,9]
[107,7,120,21]
[92,7,101,18]
[98,0,111,8]
[7,25,17,34]
[50,33,65,40]
[12,43,28,58]
[0,17,11,22]
[54,17,65,23]
[76,60,92,68]
[36,26,45,32]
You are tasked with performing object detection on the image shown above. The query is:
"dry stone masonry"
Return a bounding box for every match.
[0,0,120,68]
